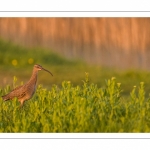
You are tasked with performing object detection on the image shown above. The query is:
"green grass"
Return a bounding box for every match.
[1,38,150,132]
[0,75,150,132]
[0,38,85,87]
[1,38,150,96]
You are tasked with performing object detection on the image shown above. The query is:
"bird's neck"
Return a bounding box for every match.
[28,69,38,85]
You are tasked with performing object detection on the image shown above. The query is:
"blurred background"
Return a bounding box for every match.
[1,18,150,95]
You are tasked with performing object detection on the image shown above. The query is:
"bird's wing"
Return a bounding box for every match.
[2,85,25,101]
[11,85,23,91]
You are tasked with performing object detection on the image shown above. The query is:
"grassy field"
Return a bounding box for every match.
[1,38,150,96]
[1,38,150,132]
[0,75,150,132]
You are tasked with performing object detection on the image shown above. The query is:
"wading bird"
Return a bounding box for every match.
[2,64,53,107]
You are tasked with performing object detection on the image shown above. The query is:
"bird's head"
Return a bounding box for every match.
[34,64,53,76]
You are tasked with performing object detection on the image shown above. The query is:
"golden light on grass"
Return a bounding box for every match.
[28,58,34,64]
[12,59,18,66]
[0,76,149,132]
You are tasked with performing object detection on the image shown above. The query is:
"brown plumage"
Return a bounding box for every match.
[2,64,53,107]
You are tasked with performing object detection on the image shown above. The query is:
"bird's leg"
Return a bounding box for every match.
[19,100,24,108]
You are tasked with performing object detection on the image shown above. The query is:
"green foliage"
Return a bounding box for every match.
[1,75,150,133]
[1,38,150,132]
[0,38,86,88]
[2,38,150,96]
[0,38,75,67]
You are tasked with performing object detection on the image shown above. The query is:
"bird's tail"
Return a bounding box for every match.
[1,95,10,101]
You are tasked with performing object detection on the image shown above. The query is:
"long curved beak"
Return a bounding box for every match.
[42,67,53,76]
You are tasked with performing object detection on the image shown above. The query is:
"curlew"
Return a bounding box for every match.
[2,64,53,107]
